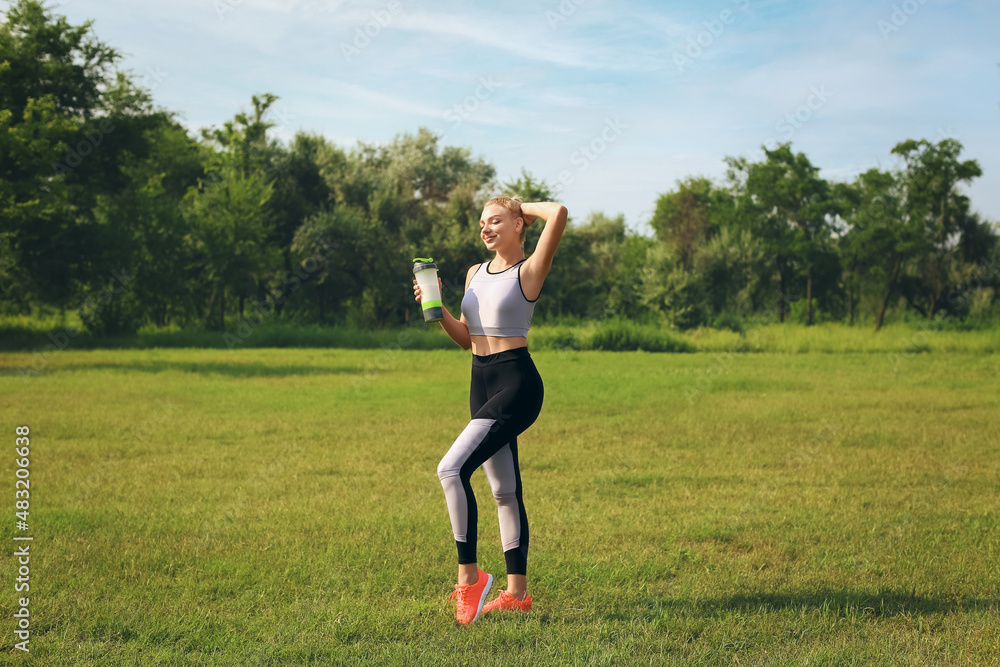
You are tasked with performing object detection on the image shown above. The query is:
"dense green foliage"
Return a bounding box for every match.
[2,348,998,664]
[2,1,998,341]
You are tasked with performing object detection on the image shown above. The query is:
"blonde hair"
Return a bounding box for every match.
[484,195,525,247]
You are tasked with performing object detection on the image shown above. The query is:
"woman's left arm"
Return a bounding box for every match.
[520,202,568,296]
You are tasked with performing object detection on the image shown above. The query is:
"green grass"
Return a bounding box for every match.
[1,348,999,665]
[681,321,999,354]
[0,319,458,353]
[3,313,997,355]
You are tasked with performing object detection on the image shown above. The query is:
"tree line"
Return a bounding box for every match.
[2,1,997,337]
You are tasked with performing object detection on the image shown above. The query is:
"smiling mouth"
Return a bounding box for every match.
[483,235,496,242]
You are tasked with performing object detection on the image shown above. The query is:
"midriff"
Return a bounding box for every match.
[470,335,528,356]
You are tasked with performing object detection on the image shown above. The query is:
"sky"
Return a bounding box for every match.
[15,0,1000,234]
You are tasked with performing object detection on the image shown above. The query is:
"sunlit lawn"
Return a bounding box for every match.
[1,347,998,665]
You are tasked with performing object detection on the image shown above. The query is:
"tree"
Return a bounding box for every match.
[833,181,867,325]
[726,144,840,325]
[184,94,282,330]
[2,1,195,335]
[649,176,732,270]
[87,117,202,332]
[0,0,120,310]
[840,167,911,330]
[891,138,982,319]
[258,132,335,317]
[289,206,365,321]
[0,1,119,118]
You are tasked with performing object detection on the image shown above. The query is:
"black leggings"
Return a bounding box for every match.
[436,347,544,576]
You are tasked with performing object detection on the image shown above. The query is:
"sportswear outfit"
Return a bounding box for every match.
[437,258,544,576]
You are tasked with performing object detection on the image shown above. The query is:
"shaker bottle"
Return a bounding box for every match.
[413,258,443,322]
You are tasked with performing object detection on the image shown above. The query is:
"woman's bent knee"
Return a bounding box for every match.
[437,459,459,481]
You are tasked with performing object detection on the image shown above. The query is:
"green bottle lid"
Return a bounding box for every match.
[413,258,437,274]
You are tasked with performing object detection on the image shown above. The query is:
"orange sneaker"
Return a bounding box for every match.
[448,569,493,625]
[483,589,532,614]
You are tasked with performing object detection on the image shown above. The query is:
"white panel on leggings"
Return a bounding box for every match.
[437,418,495,542]
[483,444,521,552]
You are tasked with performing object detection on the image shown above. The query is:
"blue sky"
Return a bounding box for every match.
[21,0,1000,233]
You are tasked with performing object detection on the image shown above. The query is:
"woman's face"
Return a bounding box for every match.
[480,204,521,250]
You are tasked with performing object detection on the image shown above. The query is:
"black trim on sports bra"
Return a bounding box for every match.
[518,262,539,303]
[486,258,526,274]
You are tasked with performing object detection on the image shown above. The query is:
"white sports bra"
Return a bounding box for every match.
[461,259,537,338]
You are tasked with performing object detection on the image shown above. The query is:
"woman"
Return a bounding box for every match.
[413,196,567,625]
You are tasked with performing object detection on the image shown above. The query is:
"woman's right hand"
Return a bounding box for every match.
[413,277,443,303]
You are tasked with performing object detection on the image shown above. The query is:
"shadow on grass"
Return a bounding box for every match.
[1,360,372,378]
[615,588,998,621]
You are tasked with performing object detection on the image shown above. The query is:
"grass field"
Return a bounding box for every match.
[2,346,999,665]
[3,311,999,356]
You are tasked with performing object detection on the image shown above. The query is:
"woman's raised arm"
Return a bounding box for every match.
[519,201,567,300]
